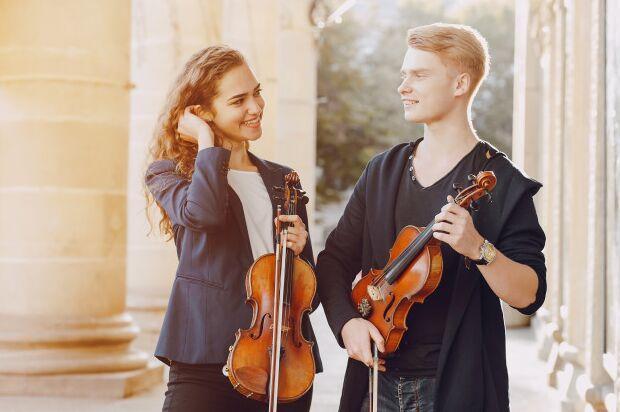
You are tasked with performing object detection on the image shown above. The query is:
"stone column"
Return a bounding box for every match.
[554,0,589,409]
[512,0,544,183]
[514,0,554,340]
[575,0,615,409]
[603,2,620,411]
[0,0,160,397]
[275,0,318,228]
[529,0,566,387]
[510,0,544,330]
[127,0,222,354]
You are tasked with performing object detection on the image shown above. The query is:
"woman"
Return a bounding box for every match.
[145,45,322,412]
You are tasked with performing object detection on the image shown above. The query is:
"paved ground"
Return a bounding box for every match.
[1,308,561,411]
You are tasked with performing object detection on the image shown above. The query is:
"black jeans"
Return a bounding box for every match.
[162,361,313,412]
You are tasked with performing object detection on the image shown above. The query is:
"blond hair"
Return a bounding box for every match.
[407,23,490,97]
[146,45,246,237]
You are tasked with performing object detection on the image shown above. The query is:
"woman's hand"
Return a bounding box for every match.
[431,195,484,259]
[177,106,215,150]
[275,215,308,256]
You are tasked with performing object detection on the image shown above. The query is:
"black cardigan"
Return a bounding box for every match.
[316,141,546,411]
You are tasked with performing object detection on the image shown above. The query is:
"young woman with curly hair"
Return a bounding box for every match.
[145,45,322,412]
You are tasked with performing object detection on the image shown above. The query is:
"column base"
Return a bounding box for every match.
[0,359,163,398]
[576,374,614,412]
[557,342,585,412]
[533,309,556,361]
[127,294,167,355]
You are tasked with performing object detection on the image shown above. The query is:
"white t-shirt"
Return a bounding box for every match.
[227,169,274,260]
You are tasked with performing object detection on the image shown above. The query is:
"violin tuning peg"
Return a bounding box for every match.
[469,200,479,212]
[273,186,284,193]
[452,183,463,193]
[467,174,477,182]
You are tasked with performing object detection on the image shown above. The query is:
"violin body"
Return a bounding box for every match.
[226,253,316,402]
[351,225,443,355]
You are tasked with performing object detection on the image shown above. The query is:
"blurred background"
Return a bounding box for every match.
[0,0,618,411]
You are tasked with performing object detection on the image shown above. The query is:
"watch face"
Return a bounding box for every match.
[482,243,496,262]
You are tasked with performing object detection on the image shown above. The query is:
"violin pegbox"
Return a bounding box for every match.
[453,171,497,213]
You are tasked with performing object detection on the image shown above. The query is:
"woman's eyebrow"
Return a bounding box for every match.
[227,83,261,101]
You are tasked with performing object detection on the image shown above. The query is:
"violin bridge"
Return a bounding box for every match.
[267,345,286,359]
[269,324,291,332]
[367,285,383,301]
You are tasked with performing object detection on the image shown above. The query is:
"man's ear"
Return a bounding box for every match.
[193,105,214,122]
[454,73,471,97]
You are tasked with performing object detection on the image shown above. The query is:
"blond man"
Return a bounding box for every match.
[316,23,546,412]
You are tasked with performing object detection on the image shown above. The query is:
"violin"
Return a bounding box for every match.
[226,172,316,411]
[352,171,497,354]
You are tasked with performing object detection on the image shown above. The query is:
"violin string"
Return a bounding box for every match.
[284,193,298,342]
[280,229,290,346]
[370,226,428,287]
[282,189,296,344]
[368,185,480,289]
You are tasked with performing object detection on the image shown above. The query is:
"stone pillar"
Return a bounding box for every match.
[222,0,318,232]
[275,0,318,228]
[554,0,590,409]
[127,0,222,354]
[510,0,544,330]
[514,0,554,338]
[528,0,566,388]
[575,0,615,409]
[603,3,620,411]
[512,0,544,184]
[0,0,160,397]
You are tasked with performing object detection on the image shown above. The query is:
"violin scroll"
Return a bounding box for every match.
[454,171,496,211]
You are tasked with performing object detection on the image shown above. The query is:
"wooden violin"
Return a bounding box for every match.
[226,172,316,411]
[351,171,497,355]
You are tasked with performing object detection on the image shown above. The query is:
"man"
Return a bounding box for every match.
[316,23,546,412]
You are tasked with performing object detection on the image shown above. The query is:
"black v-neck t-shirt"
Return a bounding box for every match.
[386,138,489,376]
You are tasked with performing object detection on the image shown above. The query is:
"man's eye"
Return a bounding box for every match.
[232,100,243,106]
[254,88,263,96]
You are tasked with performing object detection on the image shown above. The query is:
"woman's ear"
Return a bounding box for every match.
[192,105,214,122]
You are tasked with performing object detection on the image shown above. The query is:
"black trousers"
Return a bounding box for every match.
[162,361,313,412]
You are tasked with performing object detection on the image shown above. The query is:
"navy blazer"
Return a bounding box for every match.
[316,141,546,411]
[145,147,322,372]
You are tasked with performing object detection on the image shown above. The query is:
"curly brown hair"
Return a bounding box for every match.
[145,45,246,237]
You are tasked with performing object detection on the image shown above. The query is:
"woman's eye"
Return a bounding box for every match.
[254,88,262,96]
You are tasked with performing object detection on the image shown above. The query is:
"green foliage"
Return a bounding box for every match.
[316,0,515,206]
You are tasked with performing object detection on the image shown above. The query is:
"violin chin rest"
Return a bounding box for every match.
[236,366,269,395]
